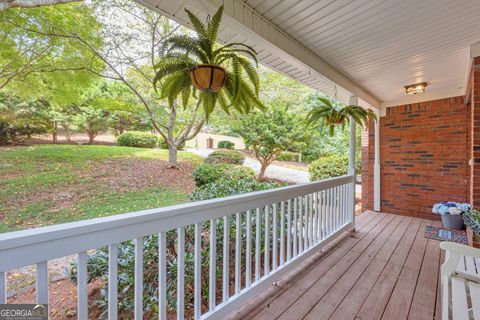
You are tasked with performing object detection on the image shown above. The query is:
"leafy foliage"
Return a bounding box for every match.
[217,140,235,149]
[276,151,300,162]
[309,154,361,181]
[153,5,263,120]
[0,3,103,104]
[465,209,480,236]
[307,96,377,136]
[233,104,308,180]
[205,150,244,165]
[0,93,53,144]
[190,177,282,201]
[192,163,255,187]
[117,131,158,148]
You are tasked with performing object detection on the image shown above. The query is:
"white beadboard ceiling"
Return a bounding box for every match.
[137,0,480,108]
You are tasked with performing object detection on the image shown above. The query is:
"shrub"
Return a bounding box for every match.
[117,131,158,148]
[276,151,300,162]
[204,150,245,165]
[217,140,235,149]
[158,140,185,150]
[192,163,255,187]
[309,155,349,181]
[190,178,283,201]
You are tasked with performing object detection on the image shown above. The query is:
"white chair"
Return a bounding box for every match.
[440,242,480,320]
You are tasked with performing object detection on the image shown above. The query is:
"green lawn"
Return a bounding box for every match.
[0,145,203,233]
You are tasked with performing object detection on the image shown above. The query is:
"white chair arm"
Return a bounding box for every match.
[440,242,480,258]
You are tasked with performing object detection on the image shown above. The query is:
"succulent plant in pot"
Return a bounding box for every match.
[464,209,480,248]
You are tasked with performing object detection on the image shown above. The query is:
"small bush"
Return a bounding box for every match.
[276,151,300,162]
[117,131,158,148]
[158,140,185,150]
[192,163,255,187]
[190,178,283,201]
[217,140,235,150]
[309,155,350,181]
[205,150,245,165]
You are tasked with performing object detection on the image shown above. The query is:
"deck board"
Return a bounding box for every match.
[228,211,444,320]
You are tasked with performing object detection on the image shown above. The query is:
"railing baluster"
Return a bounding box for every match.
[235,213,241,295]
[134,237,143,320]
[159,232,167,320]
[272,203,278,270]
[222,215,229,302]
[264,205,270,276]
[194,223,201,320]
[343,184,347,225]
[280,201,285,266]
[36,261,48,305]
[108,244,118,320]
[299,197,303,253]
[325,189,330,236]
[287,200,291,261]
[308,193,315,247]
[77,252,88,320]
[334,187,338,230]
[306,196,310,250]
[316,192,321,240]
[246,210,252,288]
[293,198,297,257]
[255,208,261,282]
[209,219,216,311]
[330,188,334,234]
[0,271,5,304]
[177,228,185,320]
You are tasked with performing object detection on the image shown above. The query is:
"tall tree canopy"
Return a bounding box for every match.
[0,3,103,104]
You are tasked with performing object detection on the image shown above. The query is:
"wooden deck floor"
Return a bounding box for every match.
[229,211,444,320]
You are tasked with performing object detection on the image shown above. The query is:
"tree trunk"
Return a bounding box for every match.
[168,144,178,168]
[87,132,96,144]
[52,121,58,144]
[258,163,268,181]
[65,131,71,142]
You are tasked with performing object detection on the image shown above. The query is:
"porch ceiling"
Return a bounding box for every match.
[138,0,480,108]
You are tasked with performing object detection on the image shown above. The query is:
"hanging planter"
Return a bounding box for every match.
[189,64,226,93]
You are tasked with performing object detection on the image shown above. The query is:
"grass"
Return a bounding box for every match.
[0,145,202,233]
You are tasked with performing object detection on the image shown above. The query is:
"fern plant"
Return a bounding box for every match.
[307,96,377,136]
[153,5,263,120]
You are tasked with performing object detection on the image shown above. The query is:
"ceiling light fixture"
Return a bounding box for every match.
[404,82,427,95]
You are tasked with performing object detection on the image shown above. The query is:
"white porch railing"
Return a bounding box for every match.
[0,175,355,320]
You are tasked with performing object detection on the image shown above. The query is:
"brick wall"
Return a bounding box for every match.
[471,57,480,206]
[362,96,470,220]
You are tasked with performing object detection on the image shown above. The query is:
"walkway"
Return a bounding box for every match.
[186,148,310,184]
[228,210,443,320]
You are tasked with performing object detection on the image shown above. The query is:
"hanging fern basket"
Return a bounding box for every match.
[189,65,226,93]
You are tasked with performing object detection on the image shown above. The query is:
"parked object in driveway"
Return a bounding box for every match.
[432,201,470,230]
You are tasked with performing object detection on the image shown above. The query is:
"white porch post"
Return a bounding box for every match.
[348,96,357,230]
[374,113,381,211]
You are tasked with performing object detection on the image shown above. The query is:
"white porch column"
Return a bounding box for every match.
[374,113,381,211]
[348,96,357,229]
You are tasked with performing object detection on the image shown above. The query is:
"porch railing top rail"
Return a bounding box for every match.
[0,175,353,271]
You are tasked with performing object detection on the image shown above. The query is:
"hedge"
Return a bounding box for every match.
[204,150,245,165]
[309,155,361,181]
[217,140,235,150]
[117,131,158,148]
[276,151,300,162]
[190,178,283,201]
[192,163,255,186]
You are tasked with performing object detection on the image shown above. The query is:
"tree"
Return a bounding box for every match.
[0,93,53,144]
[73,106,108,144]
[0,3,103,104]
[0,0,81,10]
[234,105,307,181]
[3,0,234,167]
[153,5,263,120]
